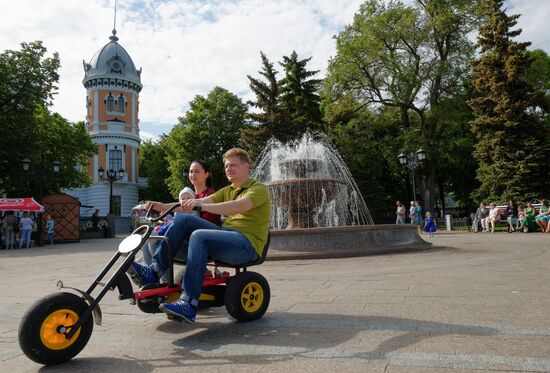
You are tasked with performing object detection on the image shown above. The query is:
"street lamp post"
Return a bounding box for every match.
[98,166,125,215]
[22,157,61,246]
[397,149,426,201]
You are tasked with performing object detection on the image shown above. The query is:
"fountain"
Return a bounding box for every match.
[252,133,429,258]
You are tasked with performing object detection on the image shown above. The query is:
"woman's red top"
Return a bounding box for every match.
[196,188,221,226]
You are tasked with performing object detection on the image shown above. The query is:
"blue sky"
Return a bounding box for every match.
[1,0,548,141]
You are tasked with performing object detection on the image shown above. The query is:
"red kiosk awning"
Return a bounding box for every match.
[0,198,45,212]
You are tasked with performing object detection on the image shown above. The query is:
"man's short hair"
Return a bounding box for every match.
[223,148,250,165]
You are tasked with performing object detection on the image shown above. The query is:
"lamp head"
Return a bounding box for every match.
[22,158,31,171]
[397,153,407,165]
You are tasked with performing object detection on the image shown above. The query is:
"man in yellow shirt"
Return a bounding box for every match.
[128,148,271,323]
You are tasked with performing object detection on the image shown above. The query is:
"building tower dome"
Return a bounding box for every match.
[65,26,144,223]
[83,29,142,92]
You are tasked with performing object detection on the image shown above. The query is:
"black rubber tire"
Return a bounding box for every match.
[225,271,270,322]
[18,292,94,366]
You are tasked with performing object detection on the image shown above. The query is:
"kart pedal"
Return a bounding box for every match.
[126,266,144,287]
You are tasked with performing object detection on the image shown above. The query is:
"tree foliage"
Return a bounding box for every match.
[138,138,172,202]
[323,0,479,214]
[241,52,281,159]
[242,51,323,159]
[163,87,247,196]
[468,0,550,201]
[0,41,96,197]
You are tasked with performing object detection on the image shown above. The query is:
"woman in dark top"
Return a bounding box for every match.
[506,199,518,233]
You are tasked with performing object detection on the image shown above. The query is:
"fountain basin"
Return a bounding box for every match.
[267,178,347,228]
[267,225,431,260]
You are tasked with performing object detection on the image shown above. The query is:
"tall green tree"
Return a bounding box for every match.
[138,138,172,202]
[323,0,478,214]
[163,87,247,196]
[0,41,60,195]
[278,51,323,140]
[0,41,96,197]
[242,51,323,159]
[241,52,281,159]
[468,0,550,201]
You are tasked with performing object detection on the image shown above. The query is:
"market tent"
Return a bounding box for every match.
[0,198,44,212]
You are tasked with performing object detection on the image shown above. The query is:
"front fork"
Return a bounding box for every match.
[65,250,137,339]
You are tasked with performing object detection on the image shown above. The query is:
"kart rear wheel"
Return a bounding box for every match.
[225,271,270,322]
[18,292,93,366]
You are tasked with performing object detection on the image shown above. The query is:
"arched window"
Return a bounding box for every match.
[117,94,125,113]
[106,93,114,112]
[109,149,122,171]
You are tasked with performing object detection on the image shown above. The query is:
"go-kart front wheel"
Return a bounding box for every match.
[18,292,94,365]
[225,271,270,322]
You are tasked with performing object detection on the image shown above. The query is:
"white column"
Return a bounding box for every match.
[93,154,98,182]
[131,147,136,183]
[93,90,99,132]
[131,94,136,135]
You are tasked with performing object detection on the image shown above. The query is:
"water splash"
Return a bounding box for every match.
[252,133,374,229]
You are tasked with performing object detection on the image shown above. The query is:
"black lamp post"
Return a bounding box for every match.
[98,166,125,215]
[397,148,426,201]
[22,157,61,246]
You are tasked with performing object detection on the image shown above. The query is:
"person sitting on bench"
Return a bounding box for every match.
[128,148,271,323]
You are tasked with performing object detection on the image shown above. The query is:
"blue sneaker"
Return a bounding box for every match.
[127,261,158,287]
[159,299,197,324]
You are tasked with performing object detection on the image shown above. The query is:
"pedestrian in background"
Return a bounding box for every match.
[46,214,55,248]
[409,201,418,224]
[423,212,436,237]
[395,201,406,224]
[19,212,34,248]
[472,202,489,232]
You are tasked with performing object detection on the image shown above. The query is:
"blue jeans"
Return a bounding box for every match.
[48,232,54,245]
[151,214,258,304]
[20,229,32,248]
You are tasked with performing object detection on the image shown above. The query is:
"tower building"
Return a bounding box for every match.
[66,28,142,217]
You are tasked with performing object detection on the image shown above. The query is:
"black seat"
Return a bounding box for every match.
[214,233,270,269]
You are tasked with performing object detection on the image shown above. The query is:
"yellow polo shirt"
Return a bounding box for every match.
[211,178,271,256]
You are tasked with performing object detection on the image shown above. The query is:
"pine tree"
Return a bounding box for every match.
[242,51,324,159]
[278,51,323,140]
[468,0,549,201]
[241,52,281,159]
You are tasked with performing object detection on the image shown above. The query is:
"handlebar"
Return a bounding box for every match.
[145,202,202,223]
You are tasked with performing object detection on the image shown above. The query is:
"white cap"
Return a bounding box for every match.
[179,187,195,200]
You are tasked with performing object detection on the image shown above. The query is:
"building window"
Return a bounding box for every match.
[112,195,122,216]
[109,149,122,172]
[117,94,125,113]
[106,93,114,112]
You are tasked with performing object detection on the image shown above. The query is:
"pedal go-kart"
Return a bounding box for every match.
[18,204,270,366]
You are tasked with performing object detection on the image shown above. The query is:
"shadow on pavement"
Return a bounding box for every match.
[38,356,155,372]
[147,312,498,368]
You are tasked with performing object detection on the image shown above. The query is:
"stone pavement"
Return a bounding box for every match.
[1,231,550,372]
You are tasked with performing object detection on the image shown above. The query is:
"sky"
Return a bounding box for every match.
[1,0,549,142]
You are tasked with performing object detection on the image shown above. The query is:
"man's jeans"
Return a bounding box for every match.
[151,214,258,304]
[396,216,406,224]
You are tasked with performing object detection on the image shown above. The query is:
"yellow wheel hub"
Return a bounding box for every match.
[241,282,263,313]
[40,309,81,350]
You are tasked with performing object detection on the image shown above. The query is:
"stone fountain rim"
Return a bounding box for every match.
[267,178,348,185]
[269,224,418,235]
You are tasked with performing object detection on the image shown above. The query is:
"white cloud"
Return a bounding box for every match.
[0,0,548,139]
[139,130,160,143]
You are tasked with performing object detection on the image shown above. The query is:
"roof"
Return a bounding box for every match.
[83,29,142,85]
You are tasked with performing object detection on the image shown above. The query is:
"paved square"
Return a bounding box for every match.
[1,232,549,372]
